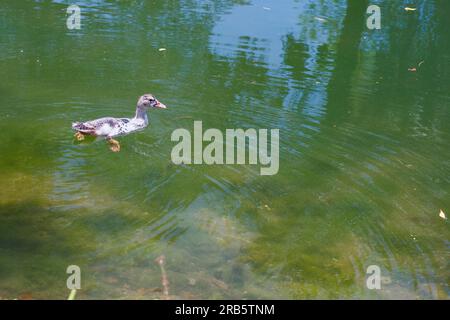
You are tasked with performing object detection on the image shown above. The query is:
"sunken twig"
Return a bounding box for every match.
[155,255,169,299]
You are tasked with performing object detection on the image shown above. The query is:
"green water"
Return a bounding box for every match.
[0,0,449,299]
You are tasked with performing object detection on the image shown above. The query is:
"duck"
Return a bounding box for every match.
[72,94,166,152]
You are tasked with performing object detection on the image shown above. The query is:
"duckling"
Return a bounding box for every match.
[72,94,166,152]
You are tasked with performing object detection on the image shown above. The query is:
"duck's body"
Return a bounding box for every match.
[72,115,148,138]
[72,94,166,152]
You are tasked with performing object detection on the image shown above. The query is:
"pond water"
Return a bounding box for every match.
[0,0,448,299]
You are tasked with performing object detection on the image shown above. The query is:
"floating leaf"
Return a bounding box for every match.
[408,67,417,72]
[439,209,446,220]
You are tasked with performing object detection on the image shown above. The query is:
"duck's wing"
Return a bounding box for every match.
[72,117,125,136]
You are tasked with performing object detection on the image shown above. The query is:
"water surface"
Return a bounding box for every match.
[0,0,449,299]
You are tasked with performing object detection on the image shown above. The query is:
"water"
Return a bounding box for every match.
[0,0,449,299]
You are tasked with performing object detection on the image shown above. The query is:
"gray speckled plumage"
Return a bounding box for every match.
[72,94,166,139]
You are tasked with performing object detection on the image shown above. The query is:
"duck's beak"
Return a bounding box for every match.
[154,100,167,109]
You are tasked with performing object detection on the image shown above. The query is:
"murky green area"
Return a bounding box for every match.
[0,0,449,299]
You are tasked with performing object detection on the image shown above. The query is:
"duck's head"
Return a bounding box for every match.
[137,94,167,110]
